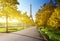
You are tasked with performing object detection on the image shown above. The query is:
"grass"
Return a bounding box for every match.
[0,26,25,33]
[8,27,23,33]
[0,28,6,33]
[37,26,60,41]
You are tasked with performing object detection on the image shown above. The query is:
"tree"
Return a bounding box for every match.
[0,0,19,33]
[47,0,60,28]
[35,2,56,26]
[6,0,19,9]
[0,0,19,9]
[47,7,60,28]
[19,12,34,26]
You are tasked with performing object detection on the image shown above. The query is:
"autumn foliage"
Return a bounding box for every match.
[35,0,60,28]
[0,0,34,26]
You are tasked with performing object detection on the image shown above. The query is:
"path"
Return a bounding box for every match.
[0,26,44,41]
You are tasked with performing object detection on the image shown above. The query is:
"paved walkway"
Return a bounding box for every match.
[0,26,44,41]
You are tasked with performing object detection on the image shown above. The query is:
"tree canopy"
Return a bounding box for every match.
[35,0,60,28]
[0,0,34,26]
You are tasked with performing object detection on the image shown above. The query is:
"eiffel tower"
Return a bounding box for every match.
[30,4,33,21]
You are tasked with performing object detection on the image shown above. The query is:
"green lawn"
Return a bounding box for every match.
[0,27,23,33]
[0,25,31,33]
[38,26,60,41]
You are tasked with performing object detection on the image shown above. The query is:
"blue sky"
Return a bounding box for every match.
[17,0,55,19]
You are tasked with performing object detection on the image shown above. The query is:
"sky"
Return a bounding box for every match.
[17,0,55,20]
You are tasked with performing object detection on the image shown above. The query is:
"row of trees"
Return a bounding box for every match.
[0,0,34,26]
[18,12,34,26]
[35,0,60,28]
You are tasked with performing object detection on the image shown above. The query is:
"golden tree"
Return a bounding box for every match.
[35,3,56,26]
[0,0,19,9]
[20,12,34,26]
[0,0,19,33]
[47,6,60,28]
[47,0,60,28]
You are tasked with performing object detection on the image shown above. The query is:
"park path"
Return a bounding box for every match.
[0,26,43,41]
